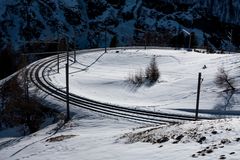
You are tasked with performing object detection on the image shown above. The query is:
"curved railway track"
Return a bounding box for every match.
[28,48,212,124]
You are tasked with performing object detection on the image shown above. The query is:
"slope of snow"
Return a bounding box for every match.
[120,118,240,159]
[1,112,240,160]
[50,48,240,116]
[1,48,240,159]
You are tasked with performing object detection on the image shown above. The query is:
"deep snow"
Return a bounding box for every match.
[1,48,240,160]
[1,114,240,160]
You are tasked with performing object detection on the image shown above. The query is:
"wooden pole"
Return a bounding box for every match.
[65,40,70,122]
[195,72,202,120]
[57,54,60,73]
[74,29,77,63]
[188,33,192,51]
[105,24,107,53]
[144,32,147,50]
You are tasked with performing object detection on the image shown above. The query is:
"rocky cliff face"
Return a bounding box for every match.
[0,0,240,52]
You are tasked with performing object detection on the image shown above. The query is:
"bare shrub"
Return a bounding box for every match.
[127,56,160,88]
[127,69,144,87]
[215,67,235,91]
[145,56,160,85]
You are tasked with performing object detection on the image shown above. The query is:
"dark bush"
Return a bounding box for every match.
[110,35,118,47]
[127,56,160,87]
[145,56,160,85]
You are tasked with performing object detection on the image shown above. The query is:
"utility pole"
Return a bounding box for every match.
[188,33,192,50]
[65,38,70,122]
[74,28,77,63]
[105,24,107,53]
[57,53,60,73]
[144,32,147,50]
[56,23,60,73]
[227,29,233,54]
[57,34,60,73]
[195,72,202,121]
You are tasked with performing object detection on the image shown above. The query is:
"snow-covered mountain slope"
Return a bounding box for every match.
[50,48,240,117]
[1,111,240,160]
[161,0,240,24]
[0,0,240,52]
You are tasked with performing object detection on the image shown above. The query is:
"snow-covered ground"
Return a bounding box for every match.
[51,48,240,116]
[1,113,240,160]
[1,48,240,160]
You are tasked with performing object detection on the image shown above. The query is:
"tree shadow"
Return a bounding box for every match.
[123,80,142,93]
[213,90,238,118]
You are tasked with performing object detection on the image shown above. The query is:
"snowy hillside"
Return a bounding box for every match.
[0,0,240,51]
[50,48,240,117]
[1,48,240,159]
[1,110,240,160]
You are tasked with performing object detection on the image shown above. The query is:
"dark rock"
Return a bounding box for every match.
[176,134,184,141]
[221,139,231,144]
[201,153,206,156]
[191,154,197,158]
[197,136,206,144]
[226,128,232,131]
[219,155,226,159]
[213,146,218,149]
[206,149,213,154]
[156,136,169,143]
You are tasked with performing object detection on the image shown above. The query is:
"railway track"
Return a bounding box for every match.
[28,48,212,124]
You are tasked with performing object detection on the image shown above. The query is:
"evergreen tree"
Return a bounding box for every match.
[177,32,185,48]
[0,44,15,79]
[110,35,118,47]
[203,33,209,50]
[190,32,198,48]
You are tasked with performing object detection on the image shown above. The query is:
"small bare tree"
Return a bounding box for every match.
[215,67,235,91]
[128,69,144,87]
[145,55,160,85]
[127,56,160,88]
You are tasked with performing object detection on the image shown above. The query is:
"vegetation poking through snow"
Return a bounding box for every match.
[127,69,144,87]
[46,135,76,142]
[120,119,240,158]
[120,119,237,145]
[145,56,160,85]
[127,56,160,88]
